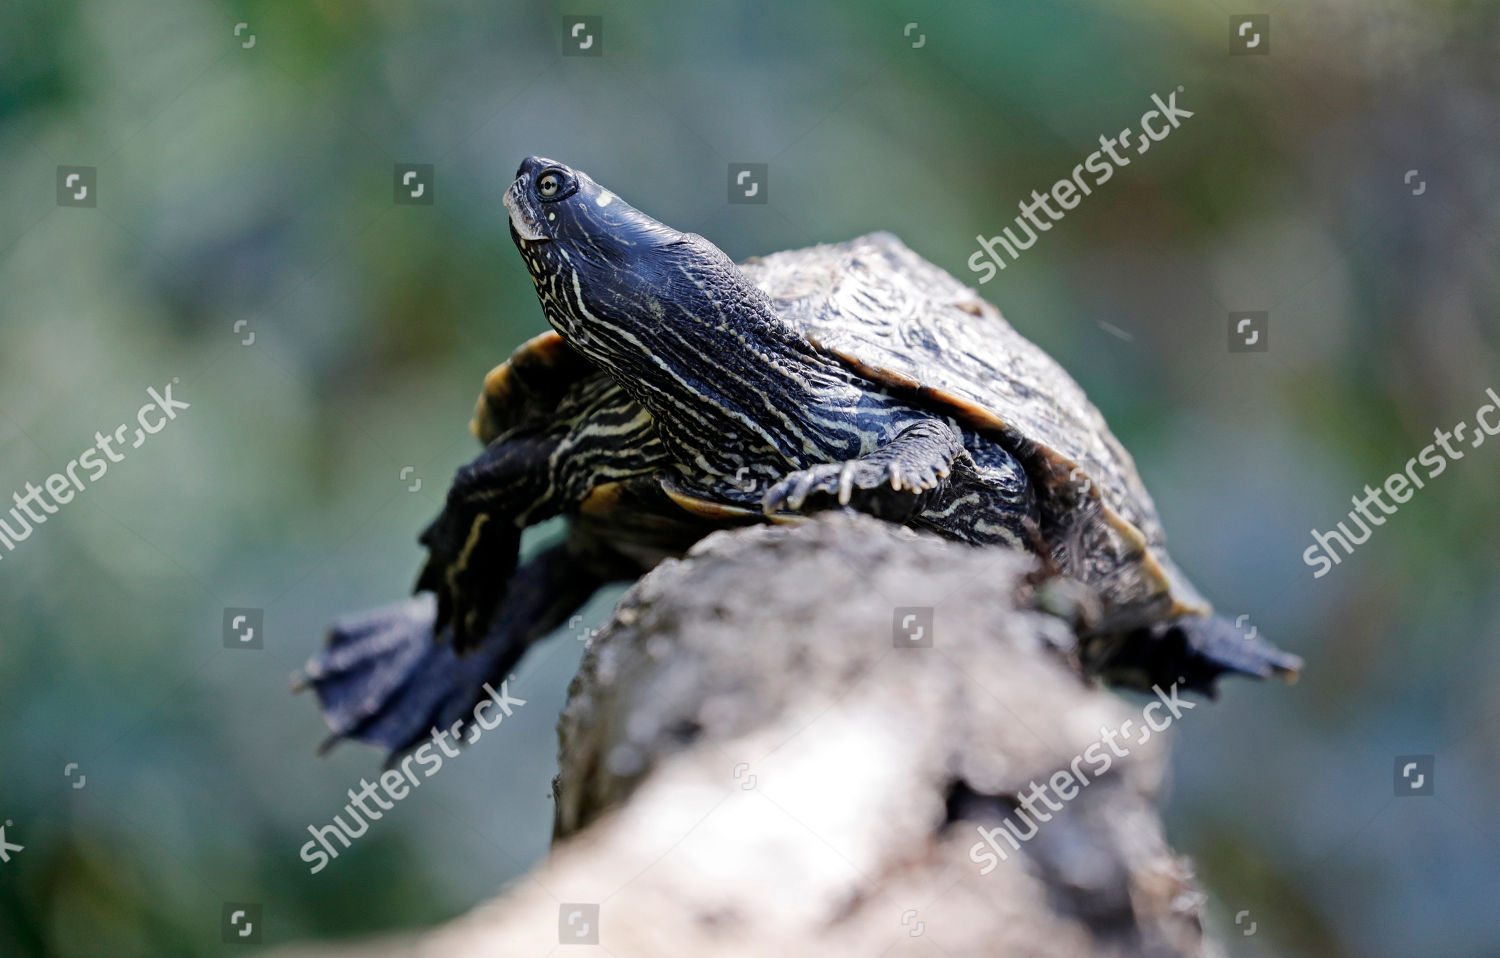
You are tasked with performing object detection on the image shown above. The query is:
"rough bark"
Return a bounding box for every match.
[270,514,1222,958]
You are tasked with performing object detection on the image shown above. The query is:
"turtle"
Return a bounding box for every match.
[299,156,1301,758]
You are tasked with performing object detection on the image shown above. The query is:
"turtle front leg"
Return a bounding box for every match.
[416,430,562,651]
[419,379,669,652]
[761,419,965,522]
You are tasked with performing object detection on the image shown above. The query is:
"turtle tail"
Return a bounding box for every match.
[1087,614,1303,696]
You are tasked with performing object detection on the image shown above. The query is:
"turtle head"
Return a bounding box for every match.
[503,155,762,352]
[503,156,701,345]
[504,155,678,256]
[503,156,803,460]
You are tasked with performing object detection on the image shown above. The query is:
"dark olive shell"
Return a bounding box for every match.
[740,232,1207,619]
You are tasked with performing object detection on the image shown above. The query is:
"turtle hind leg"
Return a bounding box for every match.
[298,542,606,761]
[1087,614,1303,696]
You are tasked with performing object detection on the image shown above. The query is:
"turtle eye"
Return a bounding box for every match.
[534,168,577,203]
[536,170,570,200]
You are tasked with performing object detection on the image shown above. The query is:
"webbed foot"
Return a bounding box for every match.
[301,542,605,761]
[296,594,490,758]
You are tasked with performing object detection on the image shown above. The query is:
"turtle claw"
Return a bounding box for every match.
[761,457,941,520]
[762,421,964,521]
[762,463,844,514]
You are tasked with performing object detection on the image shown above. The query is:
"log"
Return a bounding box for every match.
[270,514,1222,957]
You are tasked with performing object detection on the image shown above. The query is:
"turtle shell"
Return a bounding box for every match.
[738,232,1208,623]
[471,329,597,445]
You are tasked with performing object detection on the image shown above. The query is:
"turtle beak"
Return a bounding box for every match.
[504,175,548,242]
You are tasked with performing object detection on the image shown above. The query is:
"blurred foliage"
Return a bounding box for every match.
[2,0,1498,955]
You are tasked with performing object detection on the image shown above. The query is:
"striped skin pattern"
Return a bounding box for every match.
[419,371,674,647]
[502,157,1036,541]
[509,186,912,493]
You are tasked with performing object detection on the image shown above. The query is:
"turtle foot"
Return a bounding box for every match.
[761,459,936,518]
[761,420,960,521]
[296,594,507,761]
[302,543,605,762]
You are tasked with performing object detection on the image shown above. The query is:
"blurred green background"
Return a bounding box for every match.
[2,0,1497,955]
